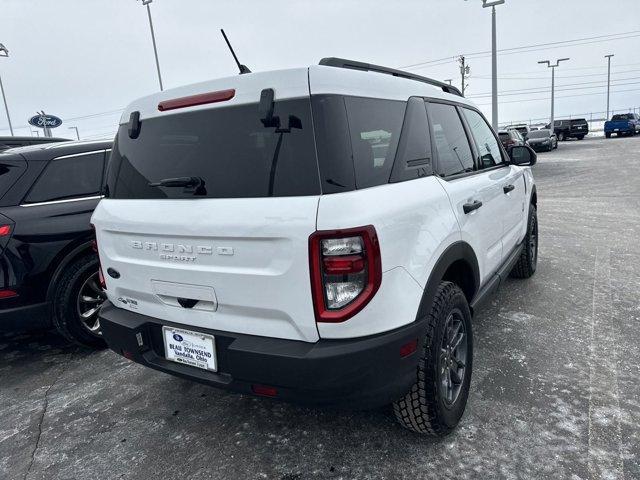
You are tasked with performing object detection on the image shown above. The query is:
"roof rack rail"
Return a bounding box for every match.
[319,57,464,98]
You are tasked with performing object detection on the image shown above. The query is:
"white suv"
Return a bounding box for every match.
[92,58,538,436]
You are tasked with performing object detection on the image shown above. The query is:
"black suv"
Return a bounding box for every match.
[547,119,589,141]
[0,140,111,347]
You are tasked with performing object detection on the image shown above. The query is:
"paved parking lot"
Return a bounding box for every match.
[2,136,639,480]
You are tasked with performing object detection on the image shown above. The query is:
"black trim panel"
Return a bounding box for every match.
[99,302,427,409]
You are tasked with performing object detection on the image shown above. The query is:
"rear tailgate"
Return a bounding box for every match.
[93,197,320,342]
[93,68,322,343]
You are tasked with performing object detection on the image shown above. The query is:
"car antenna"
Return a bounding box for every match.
[220,29,251,74]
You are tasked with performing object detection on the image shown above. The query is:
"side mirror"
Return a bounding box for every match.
[509,145,537,166]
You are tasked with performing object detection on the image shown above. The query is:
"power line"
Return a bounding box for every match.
[474,68,640,81]
[399,30,640,69]
[474,88,640,106]
[468,78,640,98]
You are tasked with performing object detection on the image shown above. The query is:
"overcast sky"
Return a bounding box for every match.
[2,0,639,139]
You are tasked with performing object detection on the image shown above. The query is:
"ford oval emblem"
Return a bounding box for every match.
[28,114,63,129]
[173,333,183,342]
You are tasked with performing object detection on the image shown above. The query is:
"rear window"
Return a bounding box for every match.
[528,130,549,139]
[611,114,631,121]
[106,99,320,199]
[0,155,27,200]
[498,133,509,141]
[571,119,587,125]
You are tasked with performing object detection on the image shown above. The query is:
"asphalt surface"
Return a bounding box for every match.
[2,135,640,480]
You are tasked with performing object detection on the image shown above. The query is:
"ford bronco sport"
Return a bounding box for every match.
[92,58,538,436]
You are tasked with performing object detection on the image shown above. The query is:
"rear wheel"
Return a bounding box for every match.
[605,132,611,138]
[558,132,565,141]
[52,255,107,348]
[577,135,585,140]
[393,282,473,436]
[510,206,538,279]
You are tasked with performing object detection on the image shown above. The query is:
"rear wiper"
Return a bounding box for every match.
[148,176,202,188]
[148,176,207,196]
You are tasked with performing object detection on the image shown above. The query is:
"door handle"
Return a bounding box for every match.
[463,200,483,214]
[503,184,515,194]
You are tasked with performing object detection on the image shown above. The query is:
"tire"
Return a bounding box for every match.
[605,133,611,138]
[558,132,565,141]
[577,136,585,140]
[51,254,107,348]
[393,282,473,436]
[510,206,538,279]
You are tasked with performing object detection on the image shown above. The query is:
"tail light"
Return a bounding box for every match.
[309,226,382,323]
[91,224,106,290]
[0,225,11,237]
[0,289,18,299]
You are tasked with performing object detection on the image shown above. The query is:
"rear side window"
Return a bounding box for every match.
[107,99,320,199]
[0,155,27,200]
[344,97,405,189]
[25,152,104,204]
[428,102,474,177]
[462,108,504,169]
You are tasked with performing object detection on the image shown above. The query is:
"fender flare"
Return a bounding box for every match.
[414,241,480,322]
[45,240,95,303]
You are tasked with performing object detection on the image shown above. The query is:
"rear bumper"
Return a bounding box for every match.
[0,302,51,332]
[99,301,425,408]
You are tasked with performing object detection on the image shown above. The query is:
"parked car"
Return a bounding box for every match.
[92,58,538,436]
[0,136,69,152]
[498,129,527,149]
[604,113,640,138]
[526,129,558,152]
[547,119,588,141]
[0,140,112,347]
[506,124,531,141]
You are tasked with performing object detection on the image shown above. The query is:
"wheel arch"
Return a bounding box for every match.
[415,242,480,321]
[530,185,537,207]
[46,239,96,303]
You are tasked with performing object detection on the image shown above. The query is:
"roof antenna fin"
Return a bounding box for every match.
[220,29,251,74]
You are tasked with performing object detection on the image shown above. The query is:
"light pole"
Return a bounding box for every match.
[68,126,80,140]
[444,79,453,85]
[0,44,14,136]
[605,54,614,120]
[482,0,505,131]
[538,58,570,135]
[138,0,164,91]
[465,0,506,129]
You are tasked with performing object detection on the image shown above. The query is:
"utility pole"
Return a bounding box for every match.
[138,0,164,91]
[0,43,13,136]
[605,54,614,120]
[68,126,80,140]
[538,58,570,134]
[458,56,470,96]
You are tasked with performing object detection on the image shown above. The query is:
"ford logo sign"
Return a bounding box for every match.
[28,114,63,129]
[173,333,184,342]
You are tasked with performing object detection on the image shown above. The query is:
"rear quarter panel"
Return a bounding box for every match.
[316,177,460,339]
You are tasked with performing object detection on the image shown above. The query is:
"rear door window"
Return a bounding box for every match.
[461,108,504,169]
[107,99,320,199]
[343,97,406,189]
[25,152,105,203]
[427,102,474,177]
